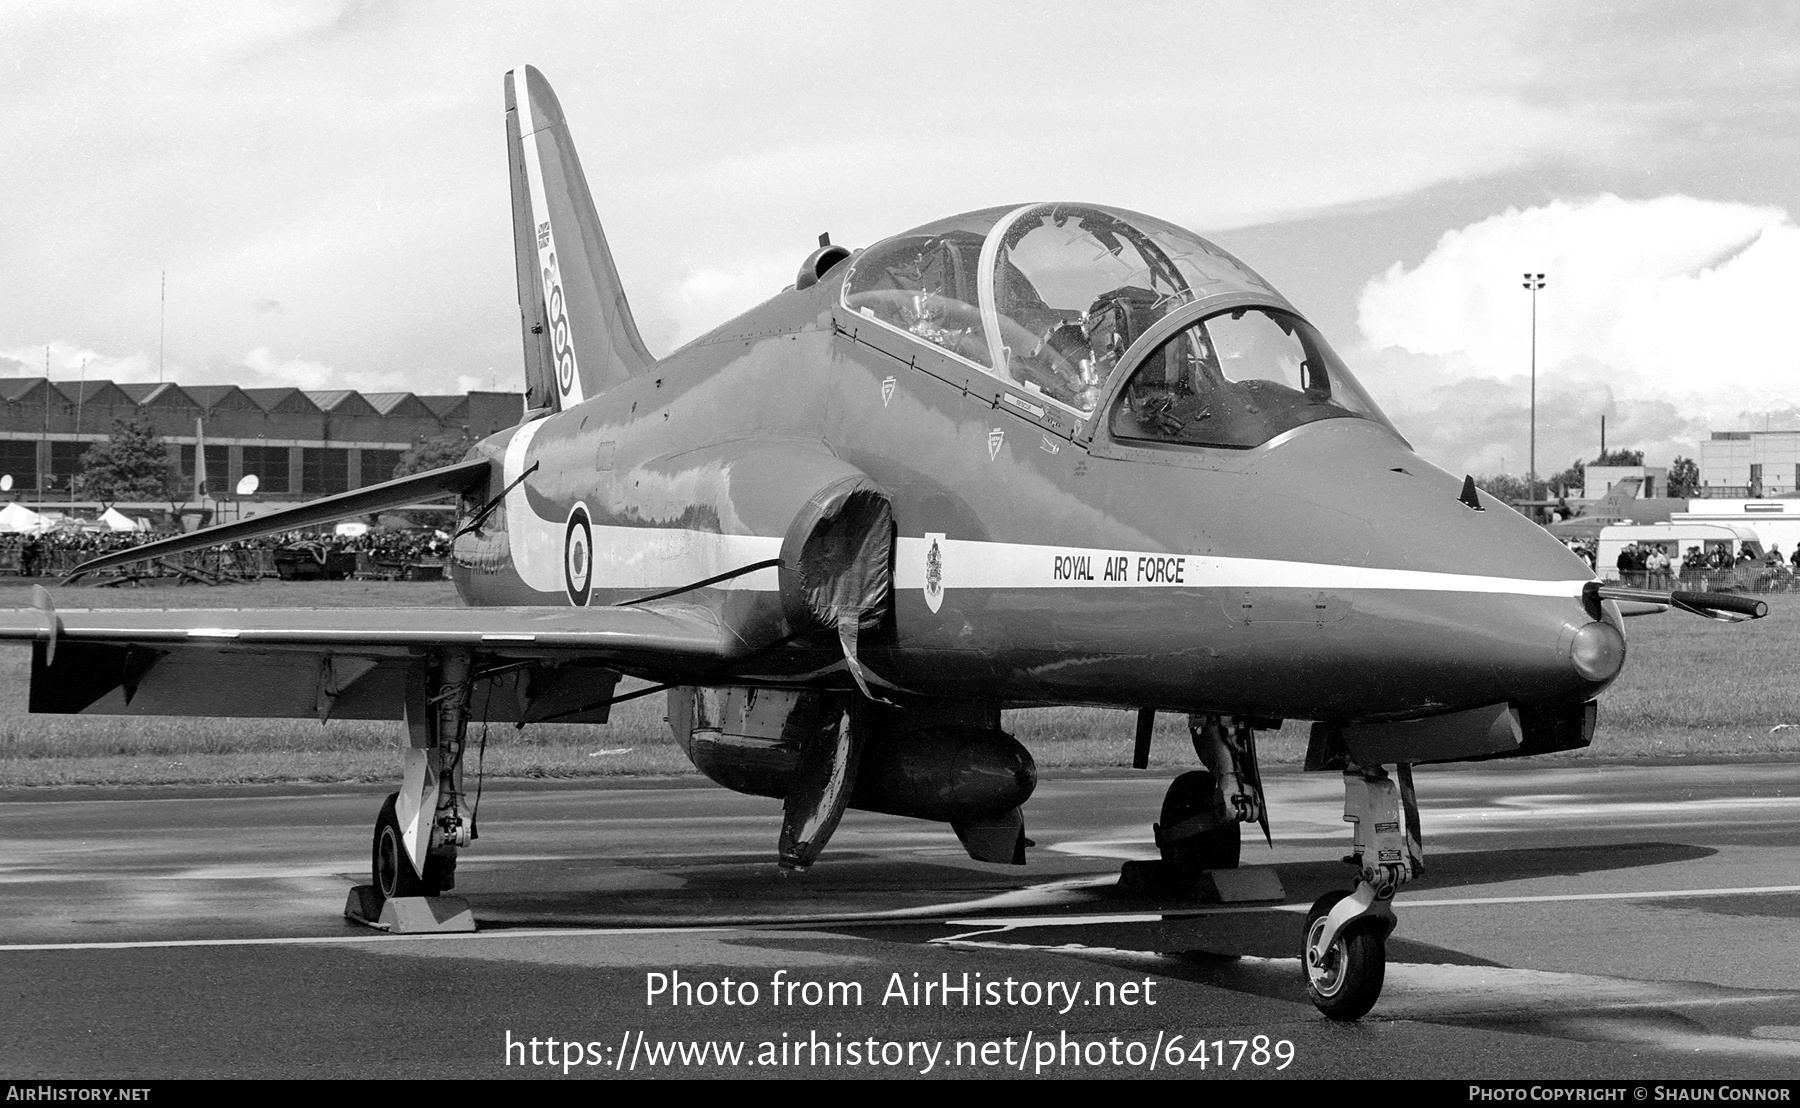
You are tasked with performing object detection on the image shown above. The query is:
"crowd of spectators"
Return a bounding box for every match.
[0,525,451,579]
[1604,540,1800,591]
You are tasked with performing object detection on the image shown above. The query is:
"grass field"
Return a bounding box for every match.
[0,579,1796,787]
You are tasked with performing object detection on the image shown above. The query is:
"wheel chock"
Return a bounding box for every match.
[381,896,476,933]
[343,885,476,933]
[344,885,384,925]
[1117,860,1172,891]
[1116,861,1284,902]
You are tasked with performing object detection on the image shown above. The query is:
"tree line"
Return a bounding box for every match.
[1474,449,1702,504]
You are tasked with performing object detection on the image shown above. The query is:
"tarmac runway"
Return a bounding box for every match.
[3,761,1800,1080]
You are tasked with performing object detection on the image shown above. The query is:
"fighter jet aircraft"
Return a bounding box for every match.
[0,66,1764,1021]
[1543,475,1693,542]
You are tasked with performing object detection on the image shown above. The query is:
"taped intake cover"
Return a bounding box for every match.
[778,474,894,638]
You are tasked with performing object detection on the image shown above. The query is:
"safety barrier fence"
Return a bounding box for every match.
[0,548,445,583]
[1611,566,1796,593]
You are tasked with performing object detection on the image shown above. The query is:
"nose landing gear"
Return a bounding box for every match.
[1302,765,1420,1020]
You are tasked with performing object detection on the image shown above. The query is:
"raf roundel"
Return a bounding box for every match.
[564,503,593,606]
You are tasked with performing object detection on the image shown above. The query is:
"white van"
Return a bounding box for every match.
[1596,522,1763,581]
[1673,501,1800,562]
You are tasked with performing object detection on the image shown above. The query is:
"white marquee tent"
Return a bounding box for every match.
[100,507,142,532]
[0,502,45,534]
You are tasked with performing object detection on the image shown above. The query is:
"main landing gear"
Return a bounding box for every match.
[1153,714,1267,874]
[1144,715,1422,1020]
[348,650,478,932]
[1301,764,1422,1020]
[373,792,453,900]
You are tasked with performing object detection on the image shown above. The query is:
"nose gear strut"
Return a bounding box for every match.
[1302,762,1422,1020]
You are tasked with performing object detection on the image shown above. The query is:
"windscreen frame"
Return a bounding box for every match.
[1080,294,1408,459]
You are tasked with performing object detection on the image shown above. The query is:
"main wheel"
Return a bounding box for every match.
[1302,890,1385,1021]
[1155,770,1241,871]
[371,793,453,902]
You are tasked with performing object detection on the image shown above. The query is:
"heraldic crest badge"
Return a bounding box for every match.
[923,532,945,613]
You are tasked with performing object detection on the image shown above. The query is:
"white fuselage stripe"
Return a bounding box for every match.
[891,536,1590,598]
[503,418,564,593]
[502,420,782,595]
[496,439,1588,603]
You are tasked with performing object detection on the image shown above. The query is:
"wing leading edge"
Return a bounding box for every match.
[64,457,494,580]
[0,600,756,723]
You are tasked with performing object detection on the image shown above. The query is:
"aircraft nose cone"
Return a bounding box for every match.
[1567,619,1626,684]
[1213,421,1616,719]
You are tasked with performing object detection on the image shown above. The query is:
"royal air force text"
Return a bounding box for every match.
[1052,554,1185,585]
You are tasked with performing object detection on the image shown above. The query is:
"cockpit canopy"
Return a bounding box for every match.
[842,202,1393,448]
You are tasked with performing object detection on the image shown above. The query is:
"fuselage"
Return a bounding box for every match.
[448,255,1612,725]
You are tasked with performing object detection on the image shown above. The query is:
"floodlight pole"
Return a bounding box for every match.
[1523,272,1547,509]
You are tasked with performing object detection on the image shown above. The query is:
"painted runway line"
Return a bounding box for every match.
[5,881,1794,954]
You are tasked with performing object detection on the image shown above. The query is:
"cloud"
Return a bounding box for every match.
[0,338,477,398]
[0,3,1629,393]
[1352,195,1800,476]
[660,259,796,348]
[238,346,454,393]
[0,341,153,382]
[239,347,346,390]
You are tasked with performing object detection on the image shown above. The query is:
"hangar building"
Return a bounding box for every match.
[0,378,522,502]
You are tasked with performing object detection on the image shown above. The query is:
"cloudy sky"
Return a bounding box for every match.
[4,1,1797,478]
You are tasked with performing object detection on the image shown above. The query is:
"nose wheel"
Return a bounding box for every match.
[1302,889,1386,1021]
[1299,765,1417,1020]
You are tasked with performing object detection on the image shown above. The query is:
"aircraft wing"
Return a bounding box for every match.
[64,457,493,580]
[0,599,756,723]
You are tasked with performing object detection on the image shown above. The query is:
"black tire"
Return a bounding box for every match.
[1155,770,1241,871]
[1302,889,1385,1021]
[371,792,453,902]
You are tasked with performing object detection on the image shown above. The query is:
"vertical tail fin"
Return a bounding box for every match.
[505,65,653,413]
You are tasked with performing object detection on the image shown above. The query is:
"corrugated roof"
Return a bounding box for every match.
[0,378,522,434]
[242,388,320,414]
[304,390,354,410]
[117,382,198,406]
[52,379,134,405]
[0,378,50,402]
[360,391,430,416]
[417,395,467,418]
[305,390,377,416]
[185,385,255,410]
